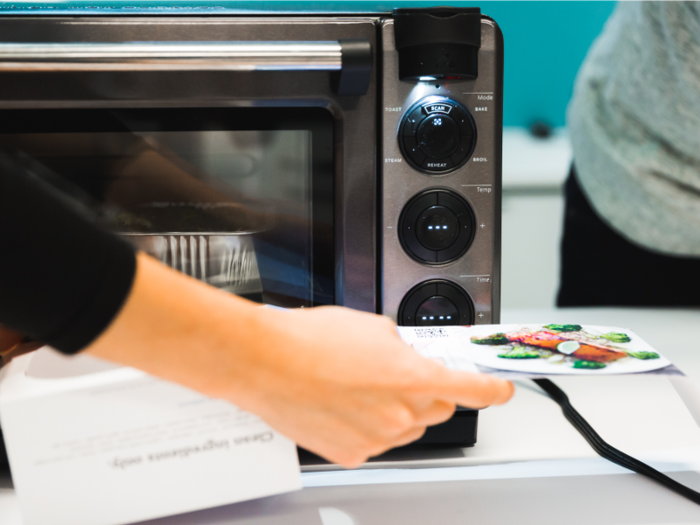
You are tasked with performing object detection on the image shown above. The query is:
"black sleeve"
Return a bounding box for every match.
[0,157,136,355]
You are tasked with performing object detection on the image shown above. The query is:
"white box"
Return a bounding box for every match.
[0,348,301,525]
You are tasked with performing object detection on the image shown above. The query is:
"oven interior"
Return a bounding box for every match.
[0,106,335,308]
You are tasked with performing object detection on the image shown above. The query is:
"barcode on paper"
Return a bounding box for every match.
[414,327,450,339]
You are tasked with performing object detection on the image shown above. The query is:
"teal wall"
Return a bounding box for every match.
[0,1,617,127]
[484,2,615,127]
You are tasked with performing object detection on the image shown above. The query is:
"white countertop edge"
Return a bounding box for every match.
[301,447,700,488]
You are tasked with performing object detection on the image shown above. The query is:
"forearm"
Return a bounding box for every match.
[85,252,266,404]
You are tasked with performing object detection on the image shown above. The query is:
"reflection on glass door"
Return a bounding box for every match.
[0,107,334,307]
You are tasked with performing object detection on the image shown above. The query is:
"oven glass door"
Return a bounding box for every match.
[0,107,334,308]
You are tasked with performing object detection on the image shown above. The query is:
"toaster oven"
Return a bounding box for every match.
[0,6,503,448]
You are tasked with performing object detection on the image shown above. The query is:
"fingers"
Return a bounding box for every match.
[364,400,455,460]
[348,424,431,465]
[429,368,515,409]
[302,397,467,468]
[410,398,456,427]
[390,426,428,449]
[317,400,455,467]
[339,402,454,465]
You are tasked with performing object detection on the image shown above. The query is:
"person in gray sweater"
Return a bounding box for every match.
[559,1,700,307]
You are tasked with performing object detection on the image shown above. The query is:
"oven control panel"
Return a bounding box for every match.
[381,15,503,326]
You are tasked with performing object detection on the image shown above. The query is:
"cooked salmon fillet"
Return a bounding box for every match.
[505,330,627,363]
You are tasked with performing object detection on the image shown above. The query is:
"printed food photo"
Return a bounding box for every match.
[397,324,679,378]
[466,324,672,375]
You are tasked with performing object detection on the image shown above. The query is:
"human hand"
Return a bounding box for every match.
[87,254,513,468]
[214,306,514,467]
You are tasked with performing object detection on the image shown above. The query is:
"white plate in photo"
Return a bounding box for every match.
[467,345,672,375]
[458,324,673,376]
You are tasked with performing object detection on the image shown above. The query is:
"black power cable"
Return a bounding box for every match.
[533,378,700,506]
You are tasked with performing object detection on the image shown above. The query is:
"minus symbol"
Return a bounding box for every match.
[462,184,492,187]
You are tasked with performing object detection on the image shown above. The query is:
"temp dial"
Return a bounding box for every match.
[399,189,476,264]
[399,96,477,174]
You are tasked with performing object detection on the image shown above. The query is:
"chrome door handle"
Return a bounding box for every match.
[0,39,372,95]
[0,41,343,70]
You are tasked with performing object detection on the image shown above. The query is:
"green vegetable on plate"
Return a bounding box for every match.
[600,332,631,343]
[544,324,583,333]
[572,360,606,370]
[471,333,509,345]
[498,347,541,359]
[626,351,659,360]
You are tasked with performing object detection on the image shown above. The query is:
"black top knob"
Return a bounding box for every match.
[393,7,482,81]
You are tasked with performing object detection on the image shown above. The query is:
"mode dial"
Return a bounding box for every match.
[399,96,476,174]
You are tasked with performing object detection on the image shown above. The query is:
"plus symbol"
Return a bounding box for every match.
[480,223,486,229]
[478,313,484,318]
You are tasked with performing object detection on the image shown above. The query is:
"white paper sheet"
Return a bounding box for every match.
[0,349,301,525]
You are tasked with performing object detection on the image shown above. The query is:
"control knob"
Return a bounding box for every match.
[399,96,477,174]
[399,280,475,326]
[399,189,476,264]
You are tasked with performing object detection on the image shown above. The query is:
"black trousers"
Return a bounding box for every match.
[557,167,700,307]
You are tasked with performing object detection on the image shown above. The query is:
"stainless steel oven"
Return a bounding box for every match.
[0,7,503,329]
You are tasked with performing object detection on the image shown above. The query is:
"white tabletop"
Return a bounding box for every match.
[2,307,700,524]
